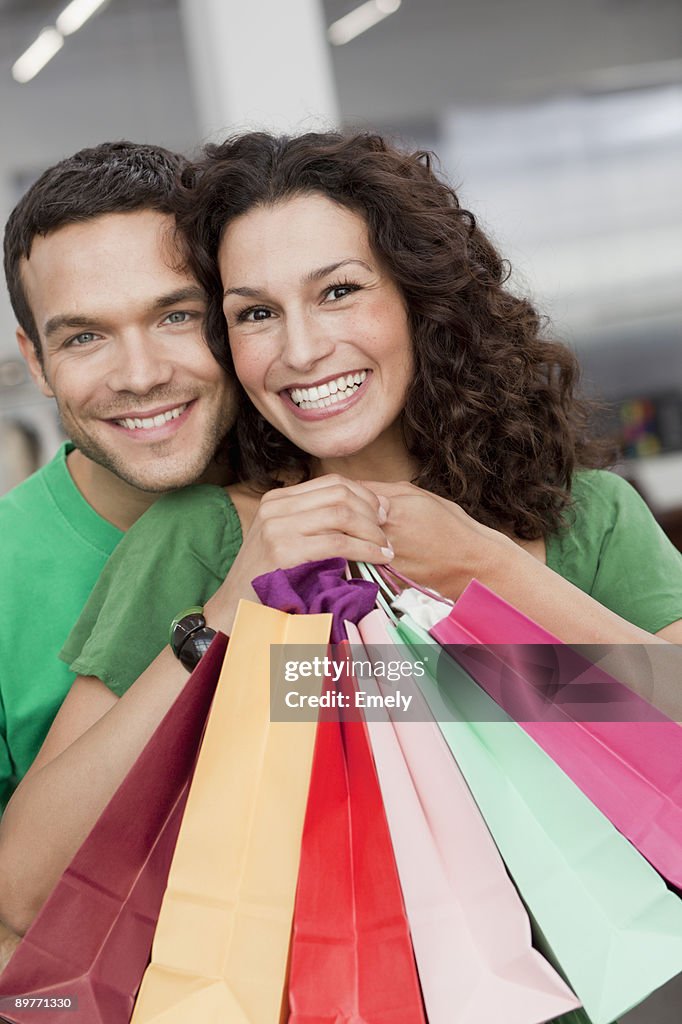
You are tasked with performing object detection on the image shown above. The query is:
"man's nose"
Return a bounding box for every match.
[106,333,174,395]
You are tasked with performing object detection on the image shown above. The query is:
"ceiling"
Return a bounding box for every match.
[4,0,682,112]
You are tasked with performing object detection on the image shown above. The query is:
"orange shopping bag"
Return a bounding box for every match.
[131,600,332,1024]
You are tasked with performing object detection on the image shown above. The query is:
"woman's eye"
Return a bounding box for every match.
[325,283,360,302]
[237,307,272,323]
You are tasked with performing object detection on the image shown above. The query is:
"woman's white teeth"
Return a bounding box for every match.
[118,403,187,430]
[290,371,367,409]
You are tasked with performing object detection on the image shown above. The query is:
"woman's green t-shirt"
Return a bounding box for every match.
[60,471,682,696]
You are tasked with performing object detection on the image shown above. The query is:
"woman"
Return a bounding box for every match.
[1,131,681,935]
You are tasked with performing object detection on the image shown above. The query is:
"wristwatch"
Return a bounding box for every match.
[169,606,217,671]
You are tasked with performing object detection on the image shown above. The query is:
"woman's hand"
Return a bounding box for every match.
[207,475,394,631]
[361,479,522,600]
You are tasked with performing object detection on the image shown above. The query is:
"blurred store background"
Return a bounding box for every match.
[1,3,681,1018]
[1,0,682,557]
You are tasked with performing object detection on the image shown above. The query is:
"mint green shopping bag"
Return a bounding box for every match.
[394,615,682,1024]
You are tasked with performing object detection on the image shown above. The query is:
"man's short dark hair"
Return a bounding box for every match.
[3,140,187,362]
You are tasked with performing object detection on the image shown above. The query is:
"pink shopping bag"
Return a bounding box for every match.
[431,579,682,887]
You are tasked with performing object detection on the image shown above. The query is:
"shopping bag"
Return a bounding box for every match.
[131,600,331,1024]
[251,559,425,1022]
[0,633,229,1024]
[288,673,426,1023]
[350,610,580,1024]
[430,578,682,888]
[395,611,682,1024]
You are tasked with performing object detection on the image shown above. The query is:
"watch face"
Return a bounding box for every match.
[179,627,217,671]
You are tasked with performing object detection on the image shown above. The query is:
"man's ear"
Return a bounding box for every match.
[17,328,54,398]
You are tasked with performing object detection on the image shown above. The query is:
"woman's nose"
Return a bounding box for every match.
[279,312,335,373]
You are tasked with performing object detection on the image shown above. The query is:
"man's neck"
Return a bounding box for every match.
[66,448,169,531]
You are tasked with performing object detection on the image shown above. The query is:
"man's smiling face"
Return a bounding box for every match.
[18,209,235,492]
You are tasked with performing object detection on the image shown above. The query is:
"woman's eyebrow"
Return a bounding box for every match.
[303,258,373,283]
[223,285,262,298]
[223,258,373,299]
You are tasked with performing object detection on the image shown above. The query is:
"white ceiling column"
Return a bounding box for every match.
[178,0,339,139]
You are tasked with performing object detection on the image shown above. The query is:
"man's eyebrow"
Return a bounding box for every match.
[223,258,373,298]
[44,314,99,340]
[150,286,207,309]
[43,287,207,339]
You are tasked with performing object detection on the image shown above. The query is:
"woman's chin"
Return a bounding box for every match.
[290,422,404,473]
[307,438,372,466]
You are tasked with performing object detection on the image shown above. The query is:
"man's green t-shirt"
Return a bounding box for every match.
[62,469,682,699]
[0,443,122,813]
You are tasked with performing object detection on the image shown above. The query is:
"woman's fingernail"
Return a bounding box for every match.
[378,506,387,525]
[378,496,389,523]
[381,546,394,559]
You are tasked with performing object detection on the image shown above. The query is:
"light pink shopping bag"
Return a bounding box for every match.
[346,610,580,1024]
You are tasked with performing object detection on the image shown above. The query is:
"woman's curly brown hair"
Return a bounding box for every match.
[177,131,612,540]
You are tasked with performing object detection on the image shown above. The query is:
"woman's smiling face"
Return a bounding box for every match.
[219,192,414,474]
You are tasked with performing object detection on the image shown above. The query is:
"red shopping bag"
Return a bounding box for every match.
[288,654,425,1023]
[431,579,682,887]
[0,633,228,1024]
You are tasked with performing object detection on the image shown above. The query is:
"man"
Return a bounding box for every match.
[0,141,235,818]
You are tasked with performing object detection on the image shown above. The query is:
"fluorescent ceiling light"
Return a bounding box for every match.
[328,0,401,47]
[56,0,109,37]
[12,28,64,83]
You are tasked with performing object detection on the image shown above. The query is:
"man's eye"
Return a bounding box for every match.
[65,332,97,347]
[163,311,193,325]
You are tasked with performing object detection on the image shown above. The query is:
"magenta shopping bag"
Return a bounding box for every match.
[0,634,228,1024]
[430,579,682,887]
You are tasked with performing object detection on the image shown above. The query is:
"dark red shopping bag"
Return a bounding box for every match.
[288,651,425,1024]
[0,633,228,1024]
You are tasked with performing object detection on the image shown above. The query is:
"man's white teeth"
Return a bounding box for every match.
[290,371,367,410]
[117,403,187,430]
